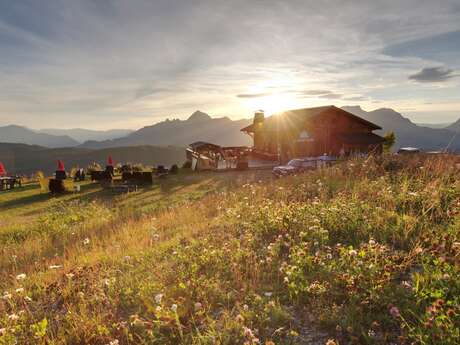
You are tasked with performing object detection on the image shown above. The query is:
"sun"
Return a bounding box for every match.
[241,92,299,116]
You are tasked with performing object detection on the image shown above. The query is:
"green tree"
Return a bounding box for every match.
[383,131,396,153]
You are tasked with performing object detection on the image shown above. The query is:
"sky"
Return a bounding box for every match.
[0,0,459,129]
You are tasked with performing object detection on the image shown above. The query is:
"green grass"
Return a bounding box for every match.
[0,157,459,344]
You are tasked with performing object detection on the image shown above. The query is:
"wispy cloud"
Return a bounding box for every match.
[409,67,457,82]
[0,0,460,127]
[236,92,272,98]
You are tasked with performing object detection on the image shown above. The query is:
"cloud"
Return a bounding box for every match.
[344,96,368,101]
[408,67,457,82]
[1,0,460,127]
[236,93,271,98]
[300,90,332,96]
[317,93,343,99]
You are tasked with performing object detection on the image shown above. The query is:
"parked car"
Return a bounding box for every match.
[272,158,317,177]
[397,147,420,154]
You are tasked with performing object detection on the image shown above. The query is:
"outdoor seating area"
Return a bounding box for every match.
[0,162,22,191]
[186,142,251,171]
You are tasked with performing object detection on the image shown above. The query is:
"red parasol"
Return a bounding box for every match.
[0,162,6,176]
[57,160,65,171]
[107,155,114,166]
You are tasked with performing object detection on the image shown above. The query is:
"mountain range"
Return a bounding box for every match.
[0,125,79,148]
[342,106,460,151]
[1,107,459,152]
[446,118,460,132]
[0,125,133,148]
[79,111,252,149]
[38,128,133,143]
[0,143,185,175]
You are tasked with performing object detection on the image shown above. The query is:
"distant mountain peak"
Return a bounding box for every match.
[187,111,211,122]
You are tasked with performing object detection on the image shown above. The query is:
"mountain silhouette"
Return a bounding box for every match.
[38,128,133,143]
[80,111,252,149]
[342,106,460,151]
[446,118,460,132]
[0,125,79,148]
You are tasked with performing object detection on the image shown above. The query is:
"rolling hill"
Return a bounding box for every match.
[342,106,460,151]
[0,143,185,175]
[80,111,252,149]
[0,125,79,148]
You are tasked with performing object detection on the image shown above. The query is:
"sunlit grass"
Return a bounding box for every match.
[0,157,459,344]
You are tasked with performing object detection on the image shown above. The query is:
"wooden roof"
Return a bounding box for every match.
[241,105,382,133]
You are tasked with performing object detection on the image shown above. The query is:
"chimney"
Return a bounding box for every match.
[253,110,264,125]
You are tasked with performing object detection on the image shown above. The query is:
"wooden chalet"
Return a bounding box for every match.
[241,106,384,162]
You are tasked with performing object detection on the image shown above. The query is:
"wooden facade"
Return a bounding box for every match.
[241,106,384,162]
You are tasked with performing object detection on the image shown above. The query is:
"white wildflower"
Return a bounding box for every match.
[16,273,26,280]
[24,296,32,302]
[15,288,24,294]
[154,293,163,304]
[349,249,357,256]
[264,292,273,297]
[8,313,19,321]
[49,265,63,269]
[170,304,178,312]
[83,238,90,245]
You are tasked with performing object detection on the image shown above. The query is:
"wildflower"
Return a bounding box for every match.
[443,273,450,280]
[325,340,338,345]
[8,314,19,321]
[24,296,32,302]
[368,239,376,246]
[243,326,255,338]
[401,281,412,289]
[83,238,90,245]
[123,256,131,262]
[349,249,357,256]
[152,233,160,241]
[154,293,163,304]
[49,265,63,269]
[66,273,75,279]
[326,253,333,260]
[170,304,178,312]
[243,304,249,311]
[264,292,273,297]
[16,273,26,280]
[194,302,203,311]
[389,306,400,318]
[0,328,6,336]
[155,306,162,313]
[108,340,119,345]
[2,292,12,300]
[235,314,245,323]
[15,288,24,293]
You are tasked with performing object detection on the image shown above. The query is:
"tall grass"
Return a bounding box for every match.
[0,155,459,344]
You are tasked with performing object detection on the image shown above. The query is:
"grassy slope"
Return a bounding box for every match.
[0,156,459,344]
